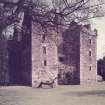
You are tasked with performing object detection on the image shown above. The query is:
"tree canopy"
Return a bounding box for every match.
[0,0,105,38]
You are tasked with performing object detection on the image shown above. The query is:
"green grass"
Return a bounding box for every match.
[0,82,105,105]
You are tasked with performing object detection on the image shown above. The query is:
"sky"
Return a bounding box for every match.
[91,17,105,59]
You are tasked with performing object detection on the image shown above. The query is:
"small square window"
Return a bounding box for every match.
[59,57,64,62]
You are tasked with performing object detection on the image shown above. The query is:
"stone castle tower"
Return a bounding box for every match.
[57,22,97,85]
[0,0,97,86]
[31,23,58,86]
[31,21,97,86]
[0,21,97,86]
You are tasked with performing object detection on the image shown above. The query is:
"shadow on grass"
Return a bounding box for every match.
[63,90,105,97]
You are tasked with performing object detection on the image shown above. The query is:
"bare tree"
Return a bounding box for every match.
[0,0,105,39]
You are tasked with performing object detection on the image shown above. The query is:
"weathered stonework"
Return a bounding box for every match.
[80,26,97,84]
[31,22,97,86]
[58,24,80,84]
[0,21,97,86]
[32,23,58,87]
[0,40,9,85]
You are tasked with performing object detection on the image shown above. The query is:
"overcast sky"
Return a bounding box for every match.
[91,17,105,59]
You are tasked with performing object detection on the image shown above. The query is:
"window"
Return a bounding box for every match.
[89,51,91,56]
[89,66,92,71]
[59,57,64,62]
[42,35,45,41]
[58,74,61,78]
[89,39,91,44]
[44,60,47,66]
[43,46,46,54]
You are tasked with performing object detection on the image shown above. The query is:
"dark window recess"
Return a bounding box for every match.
[44,60,47,66]
[89,51,91,56]
[58,74,61,78]
[59,57,64,62]
[42,35,45,41]
[43,46,46,54]
[89,66,92,71]
[89,39,91,44]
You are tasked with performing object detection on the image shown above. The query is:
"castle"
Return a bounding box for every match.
[0,0,97,86]
[0,20,97,86]
[32,21,97,86]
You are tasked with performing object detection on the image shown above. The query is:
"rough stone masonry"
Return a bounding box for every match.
[32,21,97,86]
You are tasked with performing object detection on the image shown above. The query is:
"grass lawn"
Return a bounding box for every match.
[0,82,105,105]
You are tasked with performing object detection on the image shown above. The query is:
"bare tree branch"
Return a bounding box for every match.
[0,0,105,40]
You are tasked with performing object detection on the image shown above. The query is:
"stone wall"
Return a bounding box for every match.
[0,40,9,85]
[58,23,97,85]
[80,27,97,83]
[32,23,58,87]
[58,25,80,85]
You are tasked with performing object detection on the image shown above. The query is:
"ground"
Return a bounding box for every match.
[0,82,105,105]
